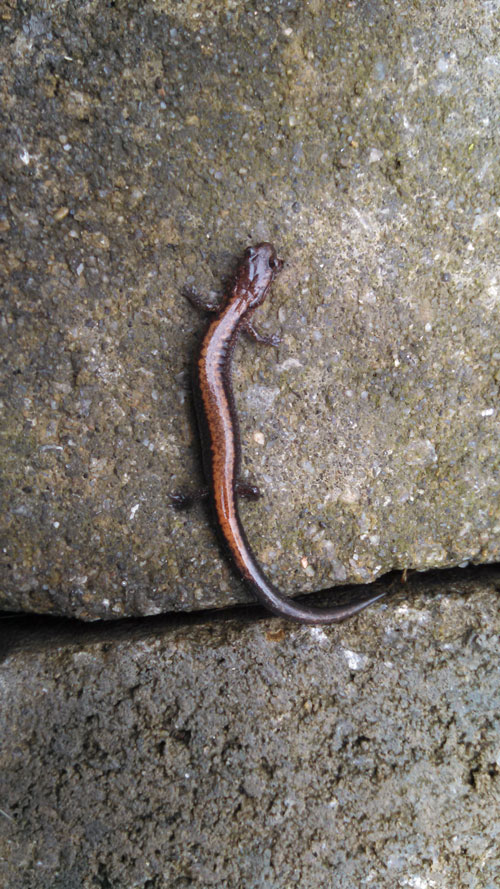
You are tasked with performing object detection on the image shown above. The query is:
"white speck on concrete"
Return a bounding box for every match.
[342,648,369,671]
[368,148,383,163]
[308,627,329,644]
[277,358,303,371]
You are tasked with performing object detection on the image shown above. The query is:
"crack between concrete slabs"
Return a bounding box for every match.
[1,563,499,662]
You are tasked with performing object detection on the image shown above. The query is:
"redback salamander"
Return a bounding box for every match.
[175,243,386,624]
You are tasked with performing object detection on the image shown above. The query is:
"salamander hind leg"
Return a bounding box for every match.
[170,481,261,510]
[170,488,209,510]
[235,481,261,500]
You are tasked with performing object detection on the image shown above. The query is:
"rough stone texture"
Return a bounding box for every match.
[1,1,500,618]
[1,569,499,888]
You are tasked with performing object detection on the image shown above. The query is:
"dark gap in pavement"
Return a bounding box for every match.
[1,563,499,662]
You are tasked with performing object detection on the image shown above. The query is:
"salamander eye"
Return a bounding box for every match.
[269,257,277,269]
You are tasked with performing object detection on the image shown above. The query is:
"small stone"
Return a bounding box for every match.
[53,207,69,221]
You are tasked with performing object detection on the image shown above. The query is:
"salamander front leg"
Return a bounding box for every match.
[242,319,281,347]
[182,286,221,314]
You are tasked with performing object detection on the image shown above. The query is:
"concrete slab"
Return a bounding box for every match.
[1,569,499,887]
[1,1,499,618]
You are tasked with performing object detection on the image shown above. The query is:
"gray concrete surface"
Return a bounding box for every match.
[2,7,500,887]
[1,568,499,888]
[1,1,499,619]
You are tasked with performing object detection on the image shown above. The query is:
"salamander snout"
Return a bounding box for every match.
[269,253,284,273]
[240,242,284,306]
[251,242,284,273]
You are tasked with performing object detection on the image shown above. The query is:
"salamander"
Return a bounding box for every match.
[175,242,386,624]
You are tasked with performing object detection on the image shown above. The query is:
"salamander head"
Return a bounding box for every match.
[236,242,284,307]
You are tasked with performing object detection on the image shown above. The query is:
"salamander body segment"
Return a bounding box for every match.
[184,243,386,624]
